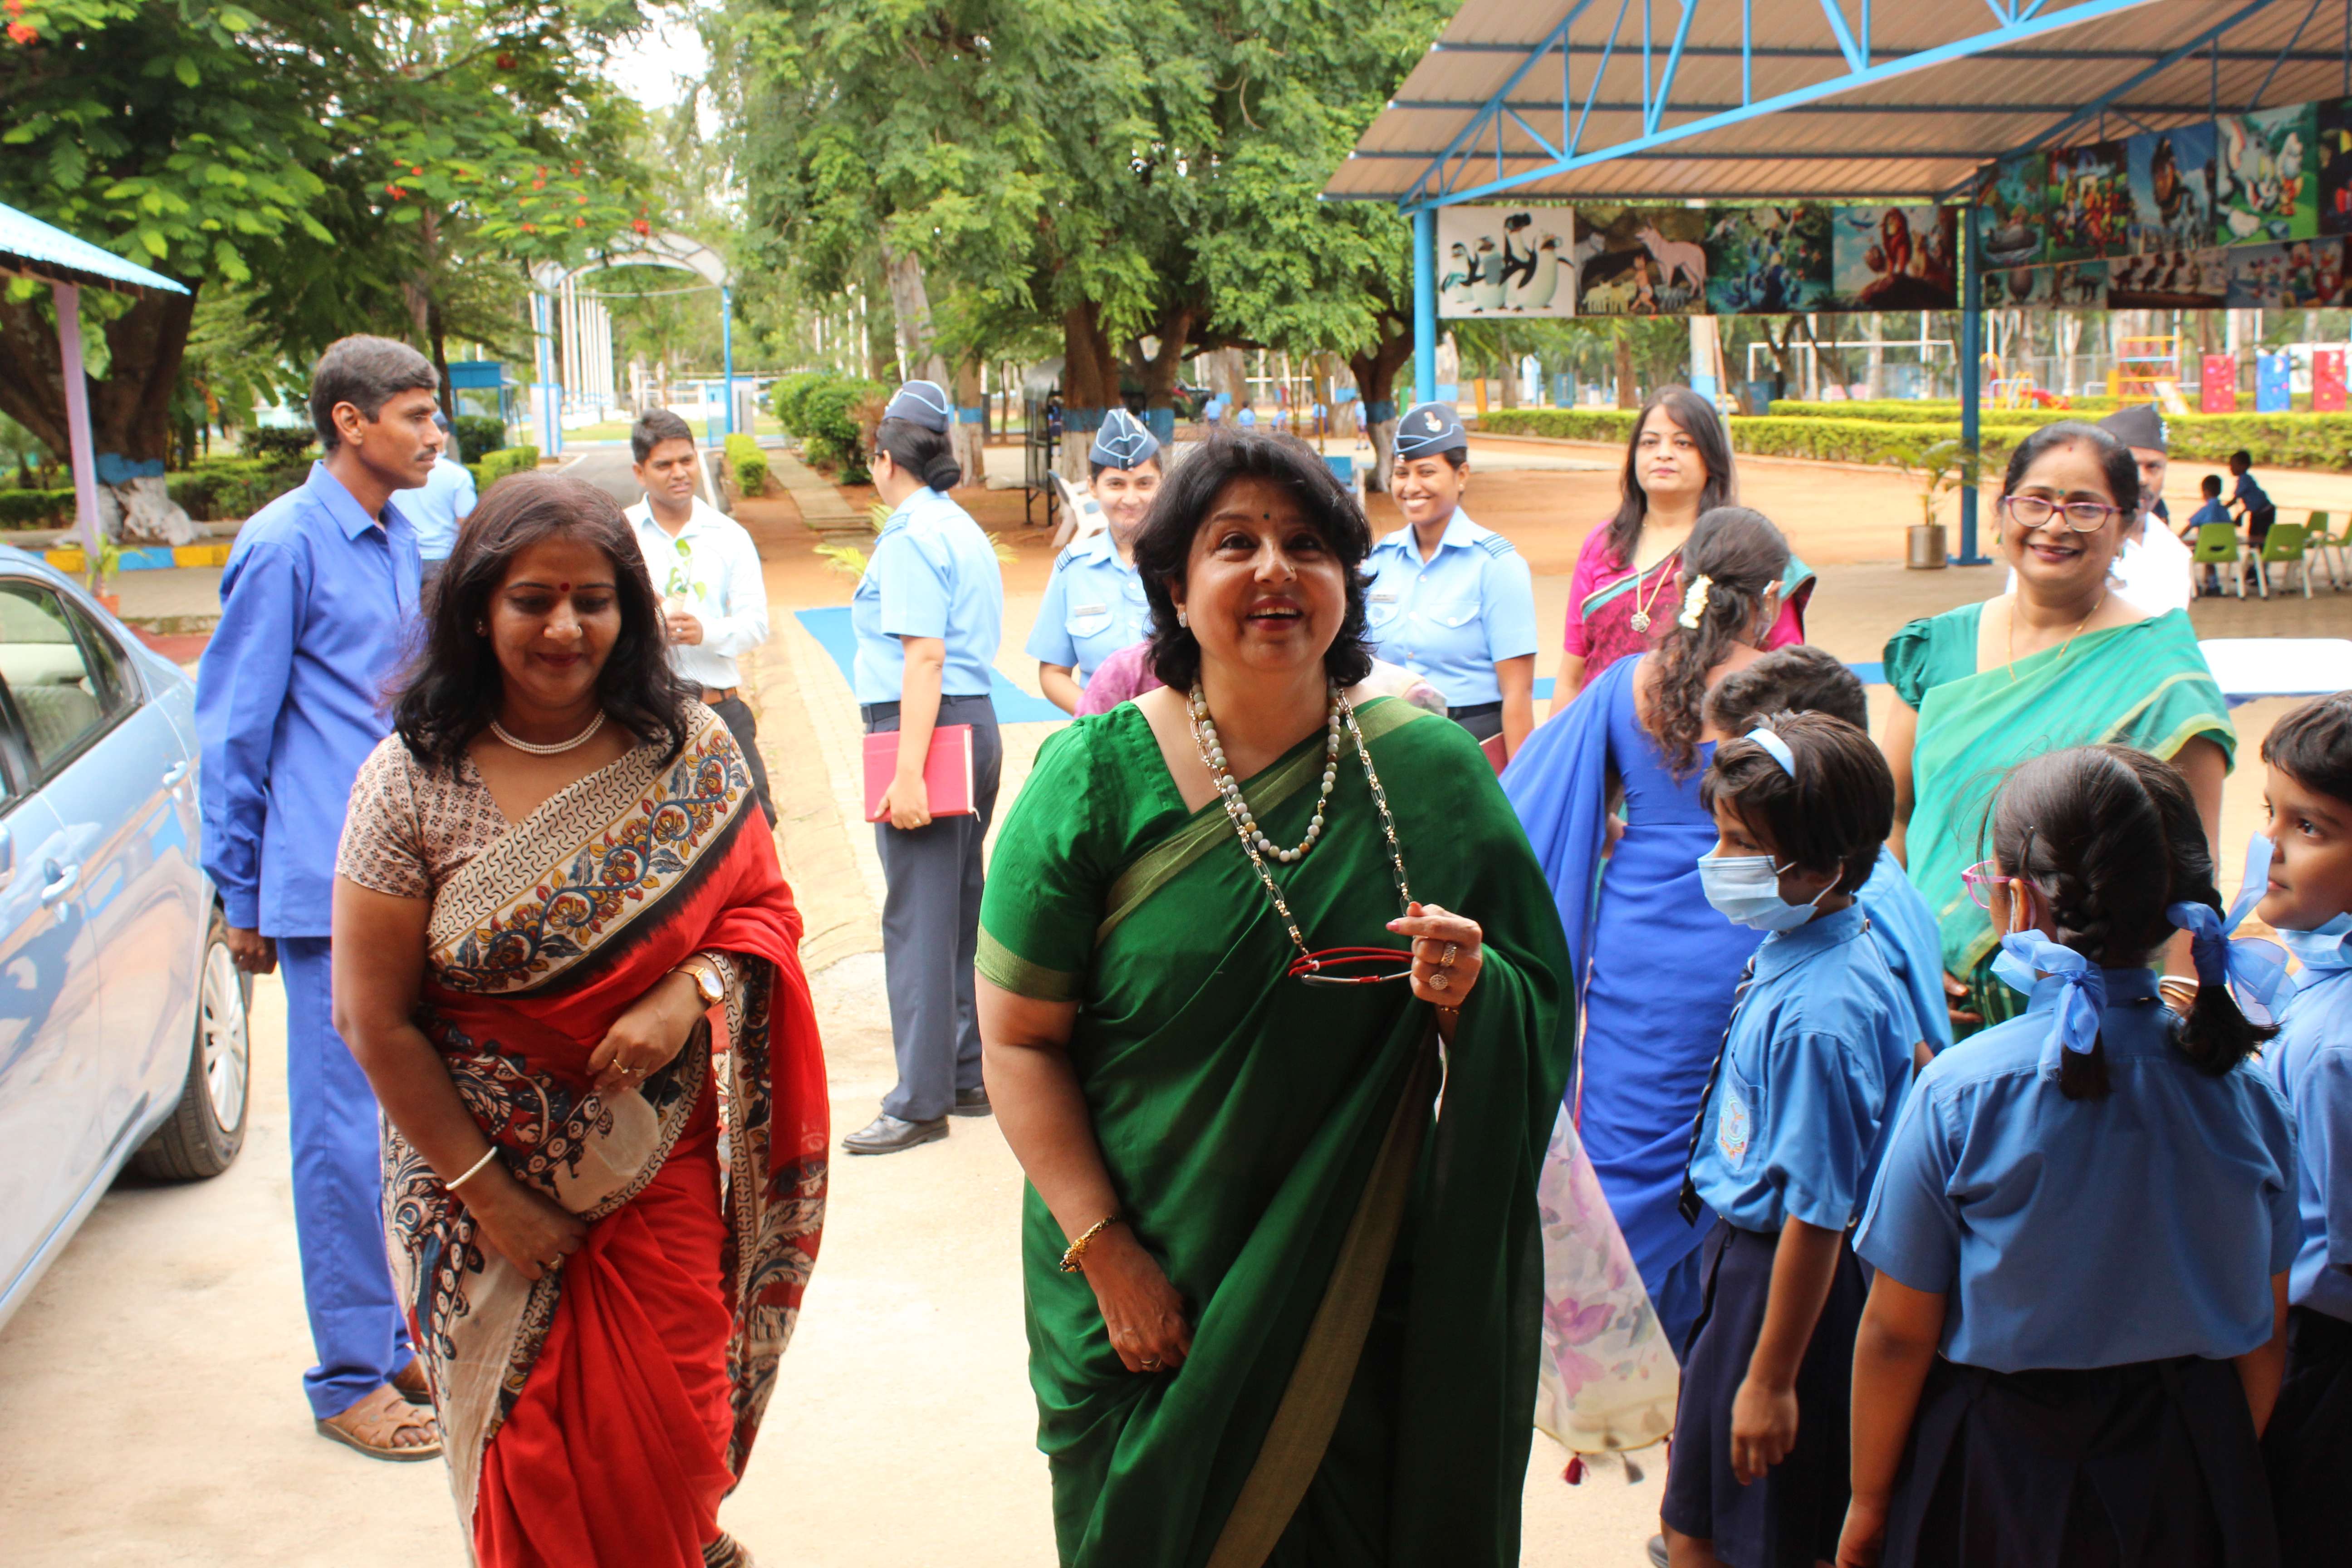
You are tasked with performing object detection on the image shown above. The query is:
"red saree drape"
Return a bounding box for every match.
[384,715,828,1568]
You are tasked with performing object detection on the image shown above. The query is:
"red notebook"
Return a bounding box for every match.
[863,725,977,822]
[1480,731,1508,776]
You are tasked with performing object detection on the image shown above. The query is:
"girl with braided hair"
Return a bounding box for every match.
[1504,508,1796,1393]
[1840,745,2295,1568]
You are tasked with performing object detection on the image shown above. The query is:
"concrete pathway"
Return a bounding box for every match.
[767,446,868,538]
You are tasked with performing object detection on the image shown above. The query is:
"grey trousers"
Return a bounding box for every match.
[864,694,1002,1122]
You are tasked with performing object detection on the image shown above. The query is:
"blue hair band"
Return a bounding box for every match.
[1748,728,1796,776]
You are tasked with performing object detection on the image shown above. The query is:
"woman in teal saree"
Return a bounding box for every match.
[1884,420,2234,1033]
[978,432,1575,1568]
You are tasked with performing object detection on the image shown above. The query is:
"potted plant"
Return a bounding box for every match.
[1892,436,1963,570]
[86,534,122,616]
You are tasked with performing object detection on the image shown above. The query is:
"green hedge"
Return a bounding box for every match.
[473,445,540,492]
[453,415,507,461]
[0,489,73,529]
[772,371,887,482]
[1764,399,2120,423]
[723,432,767,495]
[167,456,305,521]
[240,426,318,462]
[1480,406,2352,472]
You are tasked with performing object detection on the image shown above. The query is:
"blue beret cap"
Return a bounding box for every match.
[1089,407,1161,470]
[883,379,952,433]
[1393,401,1467,459]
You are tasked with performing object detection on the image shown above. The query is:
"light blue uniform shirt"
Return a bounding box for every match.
[851,487,1004,704]
[2274,965,2352,1321]
[196,462,421,936]
[1857,848,1955,1058]
[1024,531,1148,684]
[1858,969,2300,1371]
[1689,903,1915,1236]
[402,453,476,563]
[1362,510,1538,708]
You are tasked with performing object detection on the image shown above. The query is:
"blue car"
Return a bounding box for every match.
[0,546,245,1331]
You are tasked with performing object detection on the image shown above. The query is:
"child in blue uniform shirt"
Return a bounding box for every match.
[1705,645,1953,1065]
[2253,692,2352,1567]
[1661,712,1914,1568]
[1844,744,2295,1568]
[1028,409,1160,713]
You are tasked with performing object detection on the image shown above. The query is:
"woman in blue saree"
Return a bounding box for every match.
[1504,507,1794,1356]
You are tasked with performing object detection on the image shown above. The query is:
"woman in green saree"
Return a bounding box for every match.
[1884,419,2234,1034]
[977,432,1575,1568]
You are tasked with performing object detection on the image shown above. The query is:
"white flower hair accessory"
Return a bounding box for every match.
[1676,573,1713,630]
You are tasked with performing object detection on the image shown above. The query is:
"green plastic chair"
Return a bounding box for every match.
[2252,520,2312,600]
[2190,520,2245,598]
[2304,510,2348,590]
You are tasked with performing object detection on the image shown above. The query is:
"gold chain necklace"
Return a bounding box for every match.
[2005,589,2106,684]
[1626,550,1679,635]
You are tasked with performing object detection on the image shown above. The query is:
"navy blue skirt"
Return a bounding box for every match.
[2264,1305,2352,1568]
[1660,1218,1867,1568]
[1884,1353,2277,1568]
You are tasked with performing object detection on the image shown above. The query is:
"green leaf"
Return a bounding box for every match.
[138,229,169,259]
[218,5,257,31]
[390,206,421,224]
[175,55,201,89]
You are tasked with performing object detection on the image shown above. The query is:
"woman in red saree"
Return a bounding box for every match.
[333,473,827,1567]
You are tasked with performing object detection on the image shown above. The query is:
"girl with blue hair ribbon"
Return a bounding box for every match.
[1841,744,2297,1568]
[1030,408,1161,714]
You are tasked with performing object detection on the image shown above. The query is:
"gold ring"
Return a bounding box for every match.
[1429,970,1450,992]
[1141,1358,1162,1371]
[1441,942,1459,968]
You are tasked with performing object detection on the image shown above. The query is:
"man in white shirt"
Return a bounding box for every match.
[407,411,477,597]
[2005,403,2192,614]
[625,410,777,823]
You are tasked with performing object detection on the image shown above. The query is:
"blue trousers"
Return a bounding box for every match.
[278,937,410,1419]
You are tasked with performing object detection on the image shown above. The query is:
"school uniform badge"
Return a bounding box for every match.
[1717,1085,1752,1167]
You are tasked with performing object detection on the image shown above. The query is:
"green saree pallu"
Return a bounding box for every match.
[978,697,1574,1568]
[1891,604,2235,1029]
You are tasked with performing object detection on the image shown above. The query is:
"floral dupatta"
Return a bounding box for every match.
[384,712,828,1534]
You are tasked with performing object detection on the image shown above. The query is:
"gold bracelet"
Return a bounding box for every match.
[1059,1214,1120,1274]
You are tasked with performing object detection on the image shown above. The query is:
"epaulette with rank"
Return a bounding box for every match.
[1476,533,1519,558]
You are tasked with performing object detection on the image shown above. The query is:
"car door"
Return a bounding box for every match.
[0,578,175,1246]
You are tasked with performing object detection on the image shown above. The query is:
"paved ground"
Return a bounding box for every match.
[7,443,2349,1565]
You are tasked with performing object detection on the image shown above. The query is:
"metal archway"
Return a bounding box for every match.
[527,230,735,454]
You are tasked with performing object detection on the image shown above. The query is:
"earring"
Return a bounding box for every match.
[1176,609,1189,629]
[475,621,488,636]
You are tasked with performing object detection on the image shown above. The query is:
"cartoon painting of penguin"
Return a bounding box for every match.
[1441,242,1475,311]
[1514,233,1564,310]
[1498,211,1539,293]
[1470,236,1506,312]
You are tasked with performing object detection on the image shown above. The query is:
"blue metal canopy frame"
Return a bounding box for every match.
[1336,0,2340,566]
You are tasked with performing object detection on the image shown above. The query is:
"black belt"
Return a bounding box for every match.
[861,694,996,723]
[1449,701,1503,719]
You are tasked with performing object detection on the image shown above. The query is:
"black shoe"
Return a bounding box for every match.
[842,1112,948,1155]
[950,1086,992,1117]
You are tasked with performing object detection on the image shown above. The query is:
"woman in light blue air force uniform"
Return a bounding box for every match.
[845,379,1007,1157]
[1365,402,1538,759]
[1029,408,1161,714]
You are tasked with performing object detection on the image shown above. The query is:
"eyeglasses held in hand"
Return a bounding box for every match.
[1288,946,1417,986]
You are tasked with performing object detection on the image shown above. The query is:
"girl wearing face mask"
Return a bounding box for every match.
[1664,714,1914,1568]
[1841,745,2291,1568]
[1504,506,1796,1371]
[1031,409,1163,714]
[2251,692,2352,1566]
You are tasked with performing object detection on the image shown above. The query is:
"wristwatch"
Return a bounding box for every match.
[674,954,726,1007]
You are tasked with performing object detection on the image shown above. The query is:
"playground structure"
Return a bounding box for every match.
[1328,0,2352,564]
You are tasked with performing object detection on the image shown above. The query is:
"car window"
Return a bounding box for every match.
[0,581,134,777]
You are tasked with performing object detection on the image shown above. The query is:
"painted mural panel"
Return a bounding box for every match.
[1829,205,1958,310]
[1704,203,1833,314]
[1574,206,1708,316]
[2217,101,2319,244]
[2047,141,2129,262]
[1434,204,1578,318]
[1975,152,2048,270]
[2125,123,2215,254]
[2107,247,2227,309]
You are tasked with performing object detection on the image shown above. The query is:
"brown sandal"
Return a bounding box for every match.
[390,1357,433,1406]
[315,1384,442,1462]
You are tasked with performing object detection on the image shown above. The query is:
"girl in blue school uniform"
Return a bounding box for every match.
[2252,693,2352,1568]
[1364,401,1539,759]
[1029,408,1160,714]
[1842,744,2296,1568]
[1661,711,1916,1568]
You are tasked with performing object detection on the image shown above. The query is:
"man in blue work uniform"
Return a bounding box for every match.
[196,335,438,1460]
[1027,409,1160,714]
[1363,402,1539,759]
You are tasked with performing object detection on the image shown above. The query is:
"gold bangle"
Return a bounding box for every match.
[1059,1214,1120,1274]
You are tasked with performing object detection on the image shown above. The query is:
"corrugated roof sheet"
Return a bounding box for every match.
[0,202,189,294]
[1328,0,2351,205]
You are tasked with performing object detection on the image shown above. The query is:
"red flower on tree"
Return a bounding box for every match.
[632,218,652,236]
[6,19,37,43]
[495,52,516,69]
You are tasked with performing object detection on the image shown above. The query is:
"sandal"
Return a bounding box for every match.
[390,1357,433,1406]
[315,1384,442,1462]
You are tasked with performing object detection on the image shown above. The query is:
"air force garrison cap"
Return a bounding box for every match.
[1394,401,1468,460]
[882,379,953,433]
[2097,403,2167,454]
[1089,407,1161,470]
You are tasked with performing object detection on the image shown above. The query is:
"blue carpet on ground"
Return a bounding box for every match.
[792,607,1067,723]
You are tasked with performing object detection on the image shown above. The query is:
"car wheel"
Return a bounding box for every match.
[132,906,251,1181]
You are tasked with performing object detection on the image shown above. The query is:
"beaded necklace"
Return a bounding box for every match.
[1189,682,1416,985]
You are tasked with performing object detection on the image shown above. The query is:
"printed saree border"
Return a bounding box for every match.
[1093,697,1427,950]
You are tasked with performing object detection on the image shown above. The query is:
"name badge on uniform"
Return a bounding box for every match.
[1716,1084,1752,1169]
[1370,590,1398,604]
[1073,602,1107,617]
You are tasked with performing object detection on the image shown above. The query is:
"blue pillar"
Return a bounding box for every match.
[1955,202,1988,565]
[1412,207,1439,405]
[721,283,736,440]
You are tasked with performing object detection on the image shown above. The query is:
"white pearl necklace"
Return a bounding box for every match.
[1191,683,1341,864]
[489,710,605,755]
